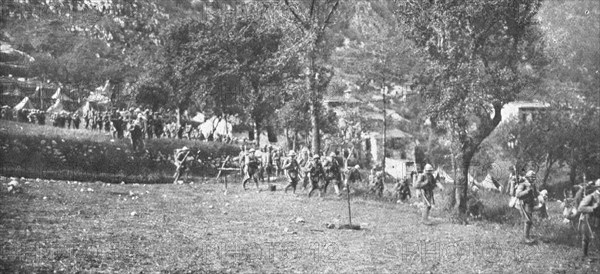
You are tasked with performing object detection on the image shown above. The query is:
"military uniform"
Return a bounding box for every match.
[173,147,192,184]
[515,171,539,243]
[578,188,600,256]
[283,151,301,194]
[414,164,439,224]
[129,118,144,152]
[345,165,362,191]
[322,153,342,196]
[242,149,260,190]
[307,155,325,197]
[396,177,412,202]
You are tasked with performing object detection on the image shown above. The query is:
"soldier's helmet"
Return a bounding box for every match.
[313,154,320,159]
[329,152,336,158]
[288,150,296,157]
[181,146,190,151]
[354,165,360,169]
[525,170,536,178]
[248,148,256,153]
[424,164,434,172]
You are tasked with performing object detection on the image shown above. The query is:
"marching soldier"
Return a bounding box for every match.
[242,148,260,190]
[414,164,444,224]
[578,181,600,256]
[173,146,192,184]
[272,148,283,177]
[515,170,539,243]
[307,155,325,197]
[283,150,301,194]
[129,116,144,152]
[345,165,363,192]
[298,148,311,190]
[322,152,342,196]
[369,164,385,197]
[395,175,412,202]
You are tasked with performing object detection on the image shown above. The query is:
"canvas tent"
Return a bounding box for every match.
[191,112,206,123]
[199,116,233,139]
[51,87,73,101]
[46,99,65,113]
[13,96,34,110]
[87,92,110,104]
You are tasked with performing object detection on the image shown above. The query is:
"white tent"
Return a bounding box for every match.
[51,87,73,101]
[191,112,206,123]
[87,92,110,104]
[46,99,65,113]
[199,116,233,139]
[13,97,34,110]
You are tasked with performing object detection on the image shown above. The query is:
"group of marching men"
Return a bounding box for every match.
[173,145,413,200]
[172,144,600,254]
[507,168,600,254]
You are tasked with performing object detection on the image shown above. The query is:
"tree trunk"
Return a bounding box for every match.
[254,121,261,148]
[310,99,321,155]
[570,163,578,186]
[449,148,475,216]
[541,157,556,187]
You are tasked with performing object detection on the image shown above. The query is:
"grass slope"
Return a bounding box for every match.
[1,176,598,273]
[0,120,239,184]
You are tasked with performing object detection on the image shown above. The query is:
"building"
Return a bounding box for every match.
[500,101,550,123]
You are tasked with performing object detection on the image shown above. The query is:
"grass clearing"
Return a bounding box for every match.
[1,176,599,273]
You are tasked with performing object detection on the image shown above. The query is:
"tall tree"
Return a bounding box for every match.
[283,0,341,155]
[398,0,547,216]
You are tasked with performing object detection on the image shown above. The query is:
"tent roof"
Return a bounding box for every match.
[46,99,65,113]
[87,92,110,104]
[14,96,34,110]
[51,88,73,101]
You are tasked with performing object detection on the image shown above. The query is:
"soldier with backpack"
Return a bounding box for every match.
[322,152,342,196]
[414,164,444,224]
[369,164,385,197]
[515,170,539,243]
[578,181,600,256]
[307,155,325,197]
[242,148,260,190]
[173,146,193,184]
[283,150,301,194]
[129,117,144,152]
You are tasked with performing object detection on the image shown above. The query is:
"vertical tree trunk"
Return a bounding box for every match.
[569,163,578,186]
[310,99,321,155]
[254,121,261,148]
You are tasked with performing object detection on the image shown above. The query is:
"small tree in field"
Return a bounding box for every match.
[397,0,547,217]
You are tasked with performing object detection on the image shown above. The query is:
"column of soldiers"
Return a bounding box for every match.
[235,146,418,199]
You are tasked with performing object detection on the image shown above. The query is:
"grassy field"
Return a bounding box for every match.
[1,174,599,273]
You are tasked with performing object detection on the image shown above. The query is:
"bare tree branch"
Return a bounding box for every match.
[320,0,340,33]
[284,0,309,29]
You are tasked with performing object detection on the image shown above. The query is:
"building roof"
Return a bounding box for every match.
[369,128,412,139]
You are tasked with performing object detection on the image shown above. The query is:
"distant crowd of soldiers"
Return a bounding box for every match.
[1,106,235,152]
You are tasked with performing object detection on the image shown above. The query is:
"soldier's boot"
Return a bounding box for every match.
[284,184,292,193]
[524,222,534,243]
[333,184,341,196]
[583,238,590,256]
[242,179,249,190]
[421,208,430,224]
